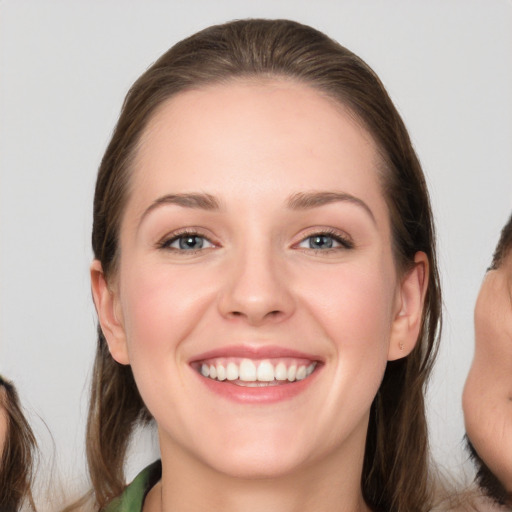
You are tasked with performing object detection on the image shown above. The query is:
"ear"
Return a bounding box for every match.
[90,260,130,365]
[388,251,429,361]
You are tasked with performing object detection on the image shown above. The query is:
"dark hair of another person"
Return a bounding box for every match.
[490,213,512,270]
[466,436,511,507]
[0,376,37,512]
[87,19,442,512]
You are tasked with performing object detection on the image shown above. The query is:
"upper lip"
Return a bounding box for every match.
[189,345,324,363]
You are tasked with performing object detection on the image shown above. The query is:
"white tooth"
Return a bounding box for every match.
[306,363,316,376]
[216,364,227,381]
[296,366,307,380]
[237,381,272,388]
[209,365,217,379]
[257,360,275,382]
[287,365,297,381]
[200,364,210,377]
[239,359,257,381]
[275,362,287,381]
[226,362,239,381]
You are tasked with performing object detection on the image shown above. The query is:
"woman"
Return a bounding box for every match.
[0,376,38,512]
[86,19,441,512]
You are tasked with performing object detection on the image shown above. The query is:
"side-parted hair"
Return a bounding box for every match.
[0,376,38,512]
[88,19,441,512]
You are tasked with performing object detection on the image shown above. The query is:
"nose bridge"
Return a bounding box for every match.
[218,230,294,325]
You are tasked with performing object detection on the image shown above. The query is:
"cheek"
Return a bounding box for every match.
[294,256,396,415]
[296,259,397,352]
[116,260,220,421]
[119,260,217,361]
[288,259,396,440]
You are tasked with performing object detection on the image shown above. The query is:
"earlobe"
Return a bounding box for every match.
[388,252,429,361]
[90,260,130,365]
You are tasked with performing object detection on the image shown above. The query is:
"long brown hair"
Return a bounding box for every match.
[88,19,441,511]
[0,376,38,512]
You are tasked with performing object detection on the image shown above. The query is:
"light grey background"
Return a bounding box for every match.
[1,0,511,492]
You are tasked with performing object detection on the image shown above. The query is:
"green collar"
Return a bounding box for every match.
[104,460,162,512]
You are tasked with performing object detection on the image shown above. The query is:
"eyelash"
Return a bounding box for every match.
[157,228,354,254]
[296,229,354,252]
[157,229,216,253]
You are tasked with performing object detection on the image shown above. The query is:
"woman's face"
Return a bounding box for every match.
[94,80,423,479]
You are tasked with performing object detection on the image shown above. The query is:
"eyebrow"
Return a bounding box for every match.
[139,193,221,225]
[139,190,375,226]
[287,191,376,224]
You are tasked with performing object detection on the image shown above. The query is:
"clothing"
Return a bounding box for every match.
[104,460,162,512]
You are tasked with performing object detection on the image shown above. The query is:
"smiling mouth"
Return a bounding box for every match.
[195,358,318,387]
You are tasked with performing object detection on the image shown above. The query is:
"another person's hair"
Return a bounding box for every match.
[466,436,511,507]
[490,213,512,270]
[0,376,38,512]
[87,19,441,511]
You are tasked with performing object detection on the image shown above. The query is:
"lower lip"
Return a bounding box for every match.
[194,368,320,404]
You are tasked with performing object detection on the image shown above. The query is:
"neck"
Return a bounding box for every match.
[145,427,371,512]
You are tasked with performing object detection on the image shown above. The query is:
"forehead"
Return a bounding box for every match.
[128,79,387,224]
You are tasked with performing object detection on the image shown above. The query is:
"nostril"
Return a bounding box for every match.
[228,309,282,321]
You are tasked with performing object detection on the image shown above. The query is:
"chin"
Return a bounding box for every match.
[206,449,310,480]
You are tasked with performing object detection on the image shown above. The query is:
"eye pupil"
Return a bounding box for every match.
[309,235,333,249]
[179,235,204,250]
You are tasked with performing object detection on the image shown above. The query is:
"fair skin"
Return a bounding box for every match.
[0,388,7,460]
[92,80,428,512]
[463,250,512,492]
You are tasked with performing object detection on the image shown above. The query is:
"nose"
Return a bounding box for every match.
[217,245,295,326]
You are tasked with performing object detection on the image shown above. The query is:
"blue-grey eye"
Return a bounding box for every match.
[178,235,205,250]
[298,232,352,250]
[309,235,334,249]
[308,235,334,249]
[163,234,214,251]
